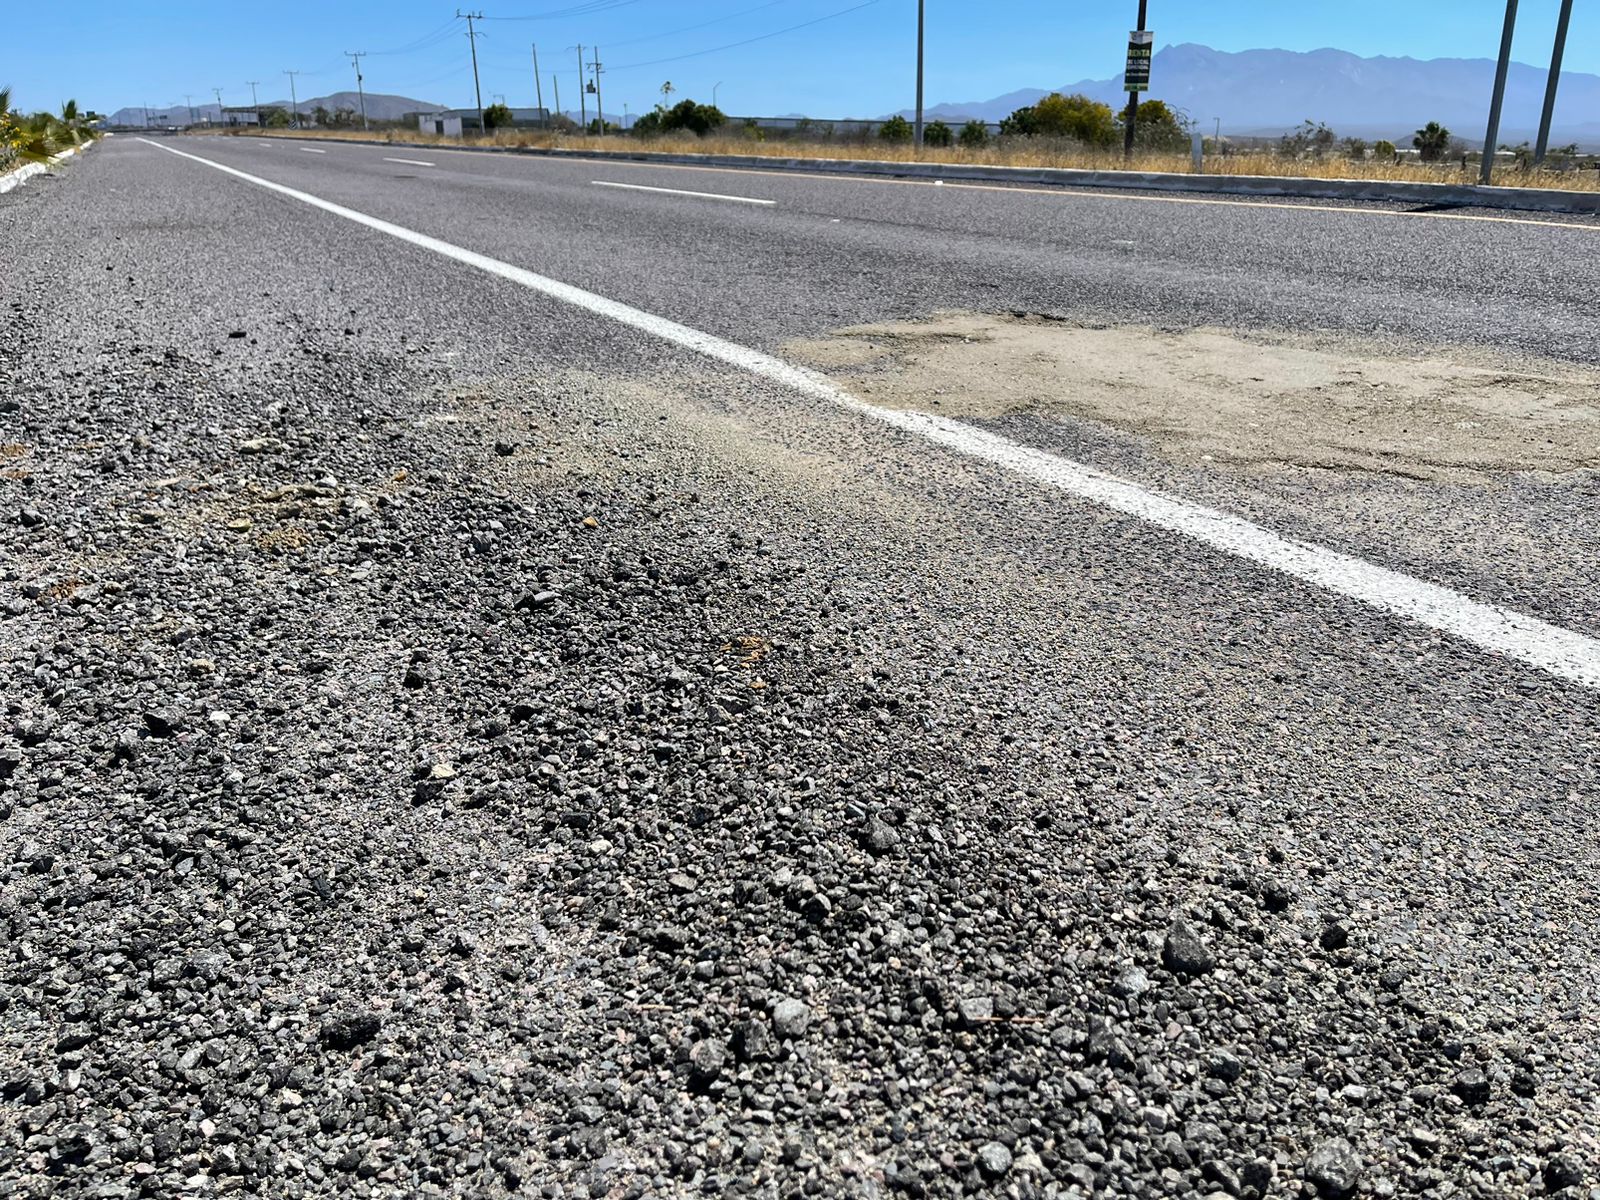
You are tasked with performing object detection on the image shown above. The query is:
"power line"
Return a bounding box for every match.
[607,0,884,72]
[484,0,643,20]
[371,16,466,56]
[602,0,787,51]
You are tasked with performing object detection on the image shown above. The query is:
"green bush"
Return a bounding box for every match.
[958,119,989,148]
[1373,139,1396,161]
[1413,121,1450,162]
[1121,98,1192,152]
[483,102,514,130]
[1000,93,1118,147]
[923,119,952,148]
[878,114,913,143]
[631,98,726,138]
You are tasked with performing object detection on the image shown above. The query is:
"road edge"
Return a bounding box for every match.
[220,133,1600,215]
[0,140,94,196]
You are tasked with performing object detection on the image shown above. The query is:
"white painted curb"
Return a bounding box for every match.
[0,139,93,195]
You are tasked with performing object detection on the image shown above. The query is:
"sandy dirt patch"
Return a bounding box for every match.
[783,312,1600,479]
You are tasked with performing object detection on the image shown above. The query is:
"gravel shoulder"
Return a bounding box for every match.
[2,137,1597,1200]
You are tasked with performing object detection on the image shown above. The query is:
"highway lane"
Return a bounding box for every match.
[125,134,1600,640]
[3,136,1598,1196]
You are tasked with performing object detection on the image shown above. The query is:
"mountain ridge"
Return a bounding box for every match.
[906,43,1600,146]
[105,92,440,127]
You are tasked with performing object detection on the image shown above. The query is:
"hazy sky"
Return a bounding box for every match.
[6,0,1595,119]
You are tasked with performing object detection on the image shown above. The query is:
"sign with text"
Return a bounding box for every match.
[1125,29,1154,92]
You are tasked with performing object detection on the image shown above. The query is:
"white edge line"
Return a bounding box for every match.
[299,147,327,154]
[131,137,1600,691]
[383,157,436,167]
[591,179,775,206]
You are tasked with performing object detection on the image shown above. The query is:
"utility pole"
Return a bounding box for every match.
[1534,0,1574,167]
[553,75,561,127]
[577,44,586,132]
[185,94,196,125]
[591,48,605,136]
[285,71,301,128]
[1481,0,1518,184]
[247,80,260,126]
[713,81,722,109]
[913,0,925,147]
[212,87,223,126]
[346,52,369,130]
[458,10,485,136]
[532,44,546,127]
[1122,0,1150,160]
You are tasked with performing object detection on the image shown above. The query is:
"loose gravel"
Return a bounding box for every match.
[2,137,1597,1200]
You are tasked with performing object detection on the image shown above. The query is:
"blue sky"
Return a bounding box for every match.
[6,0,1596,119]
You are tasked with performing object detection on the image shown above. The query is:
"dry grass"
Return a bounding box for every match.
[222,127,1600,192]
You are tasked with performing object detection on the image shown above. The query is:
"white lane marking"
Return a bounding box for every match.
[133,138,1600,690]
[300,147,326,154]
[592,179,775,206]
[384,157,436,167]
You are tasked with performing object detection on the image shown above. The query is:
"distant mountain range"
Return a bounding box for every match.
[106,92,439,126]
[905,44,1600,147]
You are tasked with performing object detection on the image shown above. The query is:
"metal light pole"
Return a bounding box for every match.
[459,10,485,136]
[913,0,925,147]
[1123,0,1150,160]
[1480,0,1518,185]
[1534,0,1574,167]
[347,52,369,130]
[533,44,546,127]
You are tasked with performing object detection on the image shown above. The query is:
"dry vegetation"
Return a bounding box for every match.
[223,127,1600,192]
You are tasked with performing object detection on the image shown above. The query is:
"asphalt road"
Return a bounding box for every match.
[1,135,1597,1199]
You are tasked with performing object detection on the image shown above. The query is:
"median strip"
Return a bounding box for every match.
[591,180,776,206]
[134,137,1600,690]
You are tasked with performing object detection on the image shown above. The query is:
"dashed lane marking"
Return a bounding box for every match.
[591,180,775,206]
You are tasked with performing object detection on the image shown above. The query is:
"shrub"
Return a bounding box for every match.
[483,102,513,130]
[958,119,989,148]
[632,98,725,138]
[923,119,952,147]
[1279,119,1336,159]
[1123,98,1192,152]
[1373,139,1396,162]
[878,114,913,143]
[1341,136,1369,160]
[1000,93,1117,147]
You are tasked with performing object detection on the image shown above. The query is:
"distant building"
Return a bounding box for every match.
[410,107,551,136]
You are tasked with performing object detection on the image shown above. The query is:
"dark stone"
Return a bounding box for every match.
[1162,918,1216,976]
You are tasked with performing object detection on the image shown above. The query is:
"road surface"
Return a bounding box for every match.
[1,134,1596,1198]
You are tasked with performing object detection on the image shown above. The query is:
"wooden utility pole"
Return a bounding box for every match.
[1122,0,1150,160]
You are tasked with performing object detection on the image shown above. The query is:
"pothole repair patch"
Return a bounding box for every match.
[783,311,1600,480]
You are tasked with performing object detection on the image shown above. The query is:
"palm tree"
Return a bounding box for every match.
[1413,120,1451,163]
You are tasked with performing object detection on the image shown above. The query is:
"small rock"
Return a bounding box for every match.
[772,998,811,1039]
[1162,918,1216,977]
[958,996,994,1026]
[319,1013,382,1052]
[514,590,559,611]
[1320,921,1350,951]
[1543,1152,1584,1193]
[18,507,44,528]
[1113,966,1152,999]
[1451,1068,1491,1107]
[1305,1138,1361,1196]
[688,1038,727,1086]
[976,1142,1012,1180]
[861,819,900,856]
[238,437,284,455]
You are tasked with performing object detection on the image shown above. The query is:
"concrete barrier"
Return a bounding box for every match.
[234,135,1600,216]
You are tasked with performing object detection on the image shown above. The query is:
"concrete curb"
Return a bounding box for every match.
[0,139,93,196]
[230,133,1600,216]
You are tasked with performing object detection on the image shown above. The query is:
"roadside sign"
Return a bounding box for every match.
[1125,29,1154,92]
